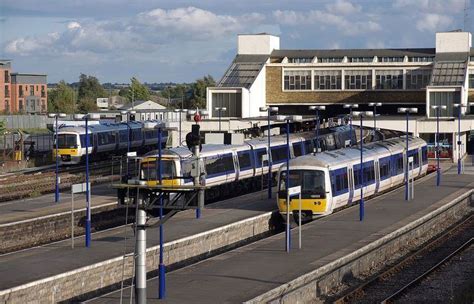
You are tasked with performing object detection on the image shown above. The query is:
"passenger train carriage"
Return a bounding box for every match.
[54,120,167,165]
[277,136,428,221]
[118,125,356,204]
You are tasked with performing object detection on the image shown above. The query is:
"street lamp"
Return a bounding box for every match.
[259,106,279,199]
[214,107,227,131]
[352,111,373,221]
[48,112,66,203]
[277,115,302,252]
[121,110,136,178]
[309,106,326,152]
[343,104,359,145]
[398,107,418,200]
[431,105,447,186]
[368,102,382,139]
[174,108,188,146]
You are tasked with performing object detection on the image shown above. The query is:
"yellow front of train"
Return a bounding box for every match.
[139,156,181,187]
[277,166,331,221]
[53,132,82,165]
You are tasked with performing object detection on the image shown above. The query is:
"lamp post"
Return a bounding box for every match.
[368,102,382,140]
[48,112,66,203]
[343,104,359,145]
[259,106,279,199]
[431,105,447,186]
[121,110,136,175]
[397,107,418,200]
[309,106,326,152]
[352,111,373,221]
[214,107,227,131]
[174,108,187,146]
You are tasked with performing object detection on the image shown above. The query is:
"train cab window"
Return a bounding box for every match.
[140,160,176,180]
[57,134,78,149]
[303,140,313,155]
[292,143,303,157]
[280,169,326,198]
[271,145,288,164]
[237,151,252,170]
[254,148,268,168]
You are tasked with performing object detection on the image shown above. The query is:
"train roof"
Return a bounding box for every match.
[56,120,161,135]
[284,136,426,169]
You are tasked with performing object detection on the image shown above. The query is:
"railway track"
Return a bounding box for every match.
[332,214,473,304]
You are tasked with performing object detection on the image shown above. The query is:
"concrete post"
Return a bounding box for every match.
[135,197,147,304]
[193,145,204,218]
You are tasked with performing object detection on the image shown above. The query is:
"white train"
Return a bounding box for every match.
[277,136,428,221]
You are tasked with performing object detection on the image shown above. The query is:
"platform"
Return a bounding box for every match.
[89,164,474,303]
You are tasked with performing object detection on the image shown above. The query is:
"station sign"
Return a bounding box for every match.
[288,185,301,196]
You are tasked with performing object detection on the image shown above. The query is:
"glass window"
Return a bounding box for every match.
[293,143,302,157]
[380,57,404,62]
[140,160,176,180]
[271,146,289,163]
[303,140,313,155]
[284,70,312,90]
[406,69,431,89]
[237,151,252,170]
[212,92,242,117]
[318,57,344,63]
[288,57,313,63]
[314,70,342,90]
[254,148,267,168]
[344,70,372,90]
[408,56,434,62]
[349,57,374,63]
[375,70,403,89]
[57,134,78,148]
[469,74,474,88]
[205,154,234,176]
[429,91,461,117]
[279,170,326,198]
[4,71,9,83]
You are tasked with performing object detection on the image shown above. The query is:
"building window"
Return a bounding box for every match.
[283,70,312,90]
[41,99,46,112]
[408,56,434,62]
[4,100,9,113]
[470,56,474,62]
[314,70,342,90]
[429,91,460,117]
[288,57,313,63]
[318,57,344,63]
[4,85,9,97]
[4,71,9,83]
[19,85,23,97]
[211,92,242,117]
[380,57,404,62]
[349,57,374,63]
[375,70,403,89]
[406,69,431,89]
[41,85,46,98]
[344,70,372,90]
[36,85,39,91]
[19,99,23,111]
[30,85,34,96]
[469,74,474,88]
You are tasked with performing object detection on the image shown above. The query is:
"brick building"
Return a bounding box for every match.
[0,60,47,114]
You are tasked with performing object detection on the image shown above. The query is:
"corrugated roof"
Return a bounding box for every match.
[270,48,435,59]
[430,61,466,86]
[217,55,268,89]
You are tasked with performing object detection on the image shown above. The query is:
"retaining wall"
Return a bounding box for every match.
[0,203,131,254]
[246,189,473,303]
[0,211,277,303]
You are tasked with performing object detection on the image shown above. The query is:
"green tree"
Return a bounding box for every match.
[78,74,107,100]
[77,97,98,113]
[127,77,150,102]
[190,75,215,109]
[0,119,5,135]
[47,81,76,114]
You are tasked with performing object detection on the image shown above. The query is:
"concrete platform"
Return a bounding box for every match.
[0,188,275,298]
[90,165,474,303]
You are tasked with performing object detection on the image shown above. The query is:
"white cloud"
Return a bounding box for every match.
[326,0,361,15]
[416,13,452,32]
[393,0,464,14]
[67,21,81,30]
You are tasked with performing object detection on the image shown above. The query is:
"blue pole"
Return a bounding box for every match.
[55,115,59,203]
[286,119,291,251]
[85,117,91,247]
[268,110,272,199]
[458,107,461,175]
[359,115,364,221]
[349,108,353,145]
[405,111,409,201]
[158,127,166,299]
[373,105,377,141]
[316,109,319,152]
[436,108,440,186]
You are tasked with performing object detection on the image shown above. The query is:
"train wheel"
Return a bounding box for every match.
[293,211,313,224]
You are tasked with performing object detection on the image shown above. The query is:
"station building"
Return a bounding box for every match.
[0,60,48,114]
[206,31,474,162]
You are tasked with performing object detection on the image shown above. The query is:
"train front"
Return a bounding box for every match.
[139,155,181,187]
[53,131,82,165]
[277,161,330,221]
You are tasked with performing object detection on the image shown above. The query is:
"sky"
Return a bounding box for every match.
[0,0,469,84]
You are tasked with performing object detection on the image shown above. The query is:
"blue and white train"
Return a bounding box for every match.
[277,136,428,221]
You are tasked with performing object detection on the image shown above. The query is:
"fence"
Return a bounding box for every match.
[0,115,53,130]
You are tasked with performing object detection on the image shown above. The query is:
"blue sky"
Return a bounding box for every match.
[0,0,468,83]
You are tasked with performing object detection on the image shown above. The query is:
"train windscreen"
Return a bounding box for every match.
[140,160,176,180]
[57,134,78,149]
[279,170,326,198]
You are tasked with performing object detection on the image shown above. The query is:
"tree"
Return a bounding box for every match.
[0,119,5,135]
[189,75,215,109]
[78,74,107,100]
[47,81,76,114]
[77,97,98,113]
[127,77,150,102]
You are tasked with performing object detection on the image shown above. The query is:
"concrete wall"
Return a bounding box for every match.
[238,34,280,55]
[0,211,278,303]
[265,66,426,105]
[435,32,471,53]
[0,115,51,129]
[246,189,473,303]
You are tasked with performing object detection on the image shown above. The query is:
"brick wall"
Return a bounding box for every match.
[265,66,426,105]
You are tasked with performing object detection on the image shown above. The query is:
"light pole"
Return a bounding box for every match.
[398,107,418,200]
[48,112,66,203]
[431,105,447,186]
[343,104,359,145]
[121,110,136,177]
[214,107,227,131]
[352,111,373,221]
[368,102,382,140]
[259,106,279,199]
[174,108,187,146]
[309,106,326,152]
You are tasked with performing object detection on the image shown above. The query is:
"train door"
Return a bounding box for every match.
[374,158,380,193]
[233,151,240,182]
[348,166,354,205]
